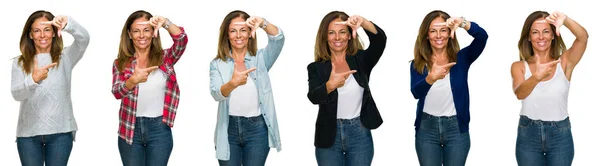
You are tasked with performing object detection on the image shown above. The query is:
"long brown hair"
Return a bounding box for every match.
[314,11,363,62]
[18,10,63,74]
[412,10,459,74]
[518,11,566,62]
[214,10,257,61]
[116,10,163,71]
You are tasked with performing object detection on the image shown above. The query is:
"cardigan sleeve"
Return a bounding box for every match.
[410,61,432,99]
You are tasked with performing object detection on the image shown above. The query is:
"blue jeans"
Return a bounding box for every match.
[415,113,470,166]
[17,132,74,166]
[516,116,574,166]
[315,117,374,166]
[218,116,270,166]
[118,116,173,166]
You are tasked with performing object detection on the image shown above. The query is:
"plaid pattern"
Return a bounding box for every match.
[111,27,188,144]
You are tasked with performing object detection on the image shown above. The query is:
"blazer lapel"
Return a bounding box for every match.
[346,55,360,83]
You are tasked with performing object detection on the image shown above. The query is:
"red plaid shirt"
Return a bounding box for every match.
[111,27,188,144]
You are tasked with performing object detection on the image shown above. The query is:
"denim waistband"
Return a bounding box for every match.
[421,112,457,120]
[136,116,163,122]
[229,115,262,121]
[519,116,570,127]
[337,116,361,124]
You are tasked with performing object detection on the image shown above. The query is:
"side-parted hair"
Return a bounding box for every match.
[215,10,257,61]
[412,10,459,74]
[19,10,63,74]
[314,11,363,62]
[116,10,163,71]
[518,11,566,62]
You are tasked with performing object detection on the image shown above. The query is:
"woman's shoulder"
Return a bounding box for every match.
[511,60,525,70]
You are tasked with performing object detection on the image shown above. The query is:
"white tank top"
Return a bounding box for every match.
[423,73,457,116]
[337,75,364,119]
[521,61,570,121]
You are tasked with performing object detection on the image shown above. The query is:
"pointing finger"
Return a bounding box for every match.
[144,66,159,72]
[545,59,561,66]
[40,21,53,25]
[432,22,447,26]
[232,22,246,26]
[242,67,257,74]
[441,62,457,68]
[536,19,549,24]
[42,63,58,70]
[342,70,357,76]
[137,21,151,25]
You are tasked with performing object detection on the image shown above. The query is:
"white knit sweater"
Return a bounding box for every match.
[11,17,89,138]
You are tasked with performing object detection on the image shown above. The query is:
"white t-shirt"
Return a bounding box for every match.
[137,70,167,117]
[229,77,260,117]
[423,73,457,116]
[337,75,364,119]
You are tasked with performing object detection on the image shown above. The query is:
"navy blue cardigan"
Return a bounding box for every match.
[410,22,488,133]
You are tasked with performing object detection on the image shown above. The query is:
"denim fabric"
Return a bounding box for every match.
[218,116,270,166]
[415,113,470,166]
[118,116,173,166]
[516,116,574,166]
[17,132,74,166]
[315,117,374,166]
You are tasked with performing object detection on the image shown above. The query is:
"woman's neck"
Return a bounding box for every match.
[231,47,247,61]
[533,50,552,63]
[330,50,347,62]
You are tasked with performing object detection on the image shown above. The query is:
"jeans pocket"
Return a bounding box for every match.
[248,117,265,128]
[556,122,571,133]
[518,119,530,129]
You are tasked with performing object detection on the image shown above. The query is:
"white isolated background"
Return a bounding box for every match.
[0,0,597,165]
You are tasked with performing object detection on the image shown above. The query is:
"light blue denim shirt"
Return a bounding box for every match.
[209,28,284,160]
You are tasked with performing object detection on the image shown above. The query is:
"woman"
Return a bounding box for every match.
[11,10,89,166]
[511,11,587,166]
[307,11,386,165]
[209,10,284,166]
[111,10,188,166]
[410,10,488,166]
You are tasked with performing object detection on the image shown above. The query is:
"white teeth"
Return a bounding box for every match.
[435,40,443,45]
[333,42,343,47]
[138,40,147,44]
[235,40,243,44]
[537,42,546,47]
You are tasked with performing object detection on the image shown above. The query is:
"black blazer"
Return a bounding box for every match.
[307,23,386,148]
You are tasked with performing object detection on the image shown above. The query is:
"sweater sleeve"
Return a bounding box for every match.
[62,17,90,68]
[410,61,432,99]
[11,58,40,101]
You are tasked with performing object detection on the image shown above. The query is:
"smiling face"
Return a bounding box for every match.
[529,18,554,52]
[228,16,250,51]
[29,17,54,54]
[428,17,450,50]
[128,17,153,51]
[327,18,350,54]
